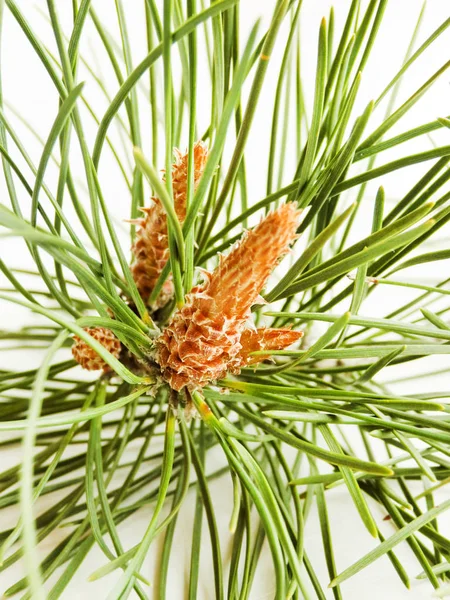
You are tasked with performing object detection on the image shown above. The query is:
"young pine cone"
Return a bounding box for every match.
[72,327,121,372]
[231,327,304,369]
[131,141,208,309]
[156,203,302,391]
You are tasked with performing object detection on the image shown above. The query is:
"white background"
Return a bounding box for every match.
[1,1,450,598]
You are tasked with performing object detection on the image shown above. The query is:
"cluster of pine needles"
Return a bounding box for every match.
[0,0,450,598]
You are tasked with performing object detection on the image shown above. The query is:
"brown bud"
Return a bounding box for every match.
[206,202,301,322]
[72,327,121,372]
[232,327,304,368]
[156,203,301,391]
[131,142,208,309]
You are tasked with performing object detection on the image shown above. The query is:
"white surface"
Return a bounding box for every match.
[1,1,450,598]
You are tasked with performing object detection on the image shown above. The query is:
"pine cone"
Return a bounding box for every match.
[231,327,304,369]
[72,327,121,372]
[156,203,301,390]
[130,203,173,309]
[204,202,300,322]
[131,141,208,309]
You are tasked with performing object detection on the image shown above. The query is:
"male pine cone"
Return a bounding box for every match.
[156,203,303,391]
[72,327,121,372]
[131,142,208,309]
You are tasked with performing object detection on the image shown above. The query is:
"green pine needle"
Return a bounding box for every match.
[0,1,450,598]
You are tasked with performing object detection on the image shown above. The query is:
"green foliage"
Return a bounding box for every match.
[0,1,450,598]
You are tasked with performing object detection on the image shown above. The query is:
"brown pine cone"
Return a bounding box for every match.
[131,141,208,309]
[72,327,121,372]
[155,203,301,391]
[231,327,304,369]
